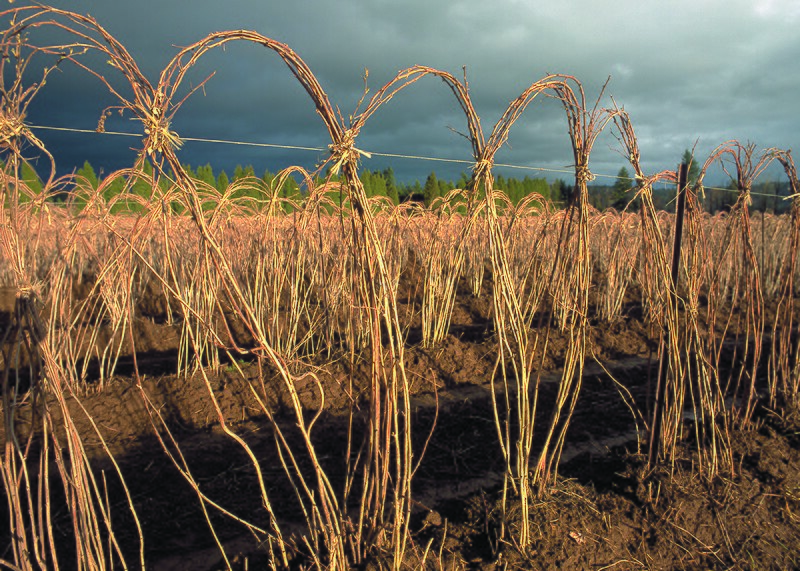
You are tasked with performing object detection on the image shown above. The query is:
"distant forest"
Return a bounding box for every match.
[21,158,794,214]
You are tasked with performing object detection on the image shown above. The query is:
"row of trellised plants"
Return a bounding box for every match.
[1,5,799,570]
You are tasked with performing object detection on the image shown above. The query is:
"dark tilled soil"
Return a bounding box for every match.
[2,273,800,570]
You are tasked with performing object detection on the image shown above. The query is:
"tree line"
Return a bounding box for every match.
[71,160,565,208]
[6,153,792,214]
[602,151,793,214]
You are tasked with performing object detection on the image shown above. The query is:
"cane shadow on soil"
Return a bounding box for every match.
[403,322,493,348]
[3,331,657,571]
[93,410,321,569]
[89,379,516,569]
[80,348,183,380]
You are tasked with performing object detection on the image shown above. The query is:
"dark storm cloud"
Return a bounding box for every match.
[8,0,800,184]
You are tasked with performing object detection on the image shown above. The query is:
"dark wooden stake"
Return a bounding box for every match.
[648,162,688,469]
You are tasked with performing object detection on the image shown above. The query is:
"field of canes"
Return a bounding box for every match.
[2,5,800,571]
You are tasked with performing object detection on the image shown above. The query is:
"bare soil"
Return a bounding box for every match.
[3,268,800,570]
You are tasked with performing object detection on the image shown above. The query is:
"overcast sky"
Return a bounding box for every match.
[8,0,800,185]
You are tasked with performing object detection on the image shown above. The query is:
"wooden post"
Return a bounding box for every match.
[648,163,688,469]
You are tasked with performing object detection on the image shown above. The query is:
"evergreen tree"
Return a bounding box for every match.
[495,174,506,195]
[387,181,399,204]
[681,149,701,187]
[261,169,277,198]
[611,167,632,210]
[196,164,216,189]
[423,171,440,206]
[533,177,551,201]
[281,175,300,200]
[112,160,153,213]
[216,170,229,193]
[360,170,374,198]
[133,160,154,198]
[521,176,534,198]
[556,181,574,207]
[438,178,451,198]
[229,165,260,202]
[550,179,567,204]
[76,160,98,189]
[182,163,196,180]
[506,177,523,204]
[371,171,388,198]
[383,167,398,203]
[19,161,43,198]
[70,161,97,210]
